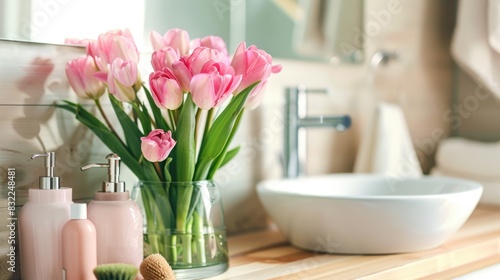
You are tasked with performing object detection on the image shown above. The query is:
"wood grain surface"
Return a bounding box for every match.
[207,205,500,280]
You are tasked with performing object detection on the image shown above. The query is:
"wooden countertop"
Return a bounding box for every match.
[207,205,500,279]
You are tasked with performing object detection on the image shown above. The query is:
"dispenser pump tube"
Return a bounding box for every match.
[31,152,60,190]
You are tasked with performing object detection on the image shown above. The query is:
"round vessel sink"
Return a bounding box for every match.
[257,174,483,254]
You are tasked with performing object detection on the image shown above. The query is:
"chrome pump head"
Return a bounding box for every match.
[81,153,125,193]
[31,152,60,190]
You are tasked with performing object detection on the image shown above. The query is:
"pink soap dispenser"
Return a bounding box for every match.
[19,152,72,280]
[62,203,97,280]
[81,154,143,271]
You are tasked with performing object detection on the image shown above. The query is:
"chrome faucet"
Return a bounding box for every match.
[284,85,351,178]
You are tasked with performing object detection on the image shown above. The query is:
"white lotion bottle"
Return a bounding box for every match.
[82,154,143,271]
[19,152,72,280]
[62,203,97,280]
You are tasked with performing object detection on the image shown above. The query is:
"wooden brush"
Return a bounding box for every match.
[140,253,176,280]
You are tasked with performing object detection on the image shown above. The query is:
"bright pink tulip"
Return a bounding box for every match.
[149,29,190,56]
[231,42,282,109]
[151,47,181,72]
[140,129,176,162]
[190,62,242,110]
[101,58,138,102]
[149,69,183,110]
[65,56,105,99]
[89,29,139,73]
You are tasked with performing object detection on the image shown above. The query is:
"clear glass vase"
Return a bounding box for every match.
[132,180,229,280]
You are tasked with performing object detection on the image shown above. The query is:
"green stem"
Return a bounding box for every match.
[168,110,177,131]
[153,161,164,181]
[193,208,206,264]
[194,108,202,153]
[94,98,126,147]
[183,216,193,263]
[203,108,215,140]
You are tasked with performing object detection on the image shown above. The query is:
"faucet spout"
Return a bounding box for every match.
[284,86,351,178]
[298,115,351,130]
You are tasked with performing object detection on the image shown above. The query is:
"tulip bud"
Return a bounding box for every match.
[141,129,176,162]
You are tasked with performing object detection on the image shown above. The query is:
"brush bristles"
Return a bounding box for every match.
[140,253,176,280]
[93,263,138,280]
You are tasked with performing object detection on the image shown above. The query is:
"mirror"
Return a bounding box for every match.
[1,0,363,63]
[146,0,364,63]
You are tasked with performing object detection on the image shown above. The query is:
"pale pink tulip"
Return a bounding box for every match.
[231,42,282,92]
[183,47,226,74]
[171,61,192,92]
[151,47,181,72]
[199,36,229,57]
[65,56,105,99]
[102,58,138,102]
[190,62,242,110]
[169,47,227,93]
[149,69,183,110]
[149,29,190,55]
[141,129,176,162]
[64,38,92,47]
[89,29,139,73]
[230,42,282,109]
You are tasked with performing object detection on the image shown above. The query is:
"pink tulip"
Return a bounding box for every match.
[64,38,92,47]
[169,47,228,93]
[171,60,192,92]
[151,47,181,72]
[230,42,282,109]
[191,36,228,57]
[88,29,139,73]
[149,29,190,56]
[141,129,176,162]
[65,56,105,99]
[149,69,183,110]
[190,61,242,110]
[101,58,138,102]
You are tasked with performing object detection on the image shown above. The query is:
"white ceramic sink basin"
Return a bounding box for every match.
[257,174,482,254]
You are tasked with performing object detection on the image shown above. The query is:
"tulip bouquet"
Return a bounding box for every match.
[58,28,281,268]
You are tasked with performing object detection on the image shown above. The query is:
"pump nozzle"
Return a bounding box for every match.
[81,154,125,193]
[31,152,60,190]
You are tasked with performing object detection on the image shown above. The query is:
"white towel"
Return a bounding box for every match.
[434,137,500,180]
[451,0,500,97]
[354,101,423,178]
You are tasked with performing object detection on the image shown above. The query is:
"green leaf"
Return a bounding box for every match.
[56,101,150,180]
[109,94,143,159]
[220,146,240,168]
[194,82,258,180]
[142,84,170,131]
[173,94,196,182]
[131,101,151,135]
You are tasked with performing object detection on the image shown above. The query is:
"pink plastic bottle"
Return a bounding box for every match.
[19,152,72,280]
[62,203,97,280]
[81,154,143,274]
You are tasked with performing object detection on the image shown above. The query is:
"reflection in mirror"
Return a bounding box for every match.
[293,0,364,63]
[244,0,364,63]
